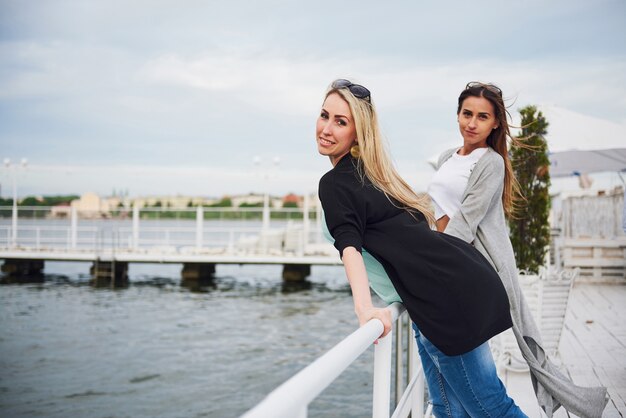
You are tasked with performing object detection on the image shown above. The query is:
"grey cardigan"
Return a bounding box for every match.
[438,147,608,418]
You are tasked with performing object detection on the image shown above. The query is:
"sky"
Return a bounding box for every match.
[1,0,625,199]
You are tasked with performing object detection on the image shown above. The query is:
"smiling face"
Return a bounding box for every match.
[316,92,357,166]
[457,95,499,155]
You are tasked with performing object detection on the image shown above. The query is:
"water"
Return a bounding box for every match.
[0,262,379,418]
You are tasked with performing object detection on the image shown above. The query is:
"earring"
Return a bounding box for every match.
[350,144,360,158]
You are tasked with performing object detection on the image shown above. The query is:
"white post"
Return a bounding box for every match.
[373,330,392,418]
[3,158,27,248]
[253,155,280,249]
[71,206,77,249]
[10,169,17,247]
[316,196,322,243]
[11,196,17,247]
[395,317,404,405]
[409,325,425,417]
[303,193,310,251]
[132,204,139,250]
[196,205,203,250]
[262,192,270,232]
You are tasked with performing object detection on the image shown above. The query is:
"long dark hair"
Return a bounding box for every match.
[457,82,521,218]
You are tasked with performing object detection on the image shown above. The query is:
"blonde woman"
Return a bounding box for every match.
[317,79,526,417]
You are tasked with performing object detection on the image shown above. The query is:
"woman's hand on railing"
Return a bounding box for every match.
[356,306,392,339]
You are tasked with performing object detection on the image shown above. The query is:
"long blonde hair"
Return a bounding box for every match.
[326,83,435,226]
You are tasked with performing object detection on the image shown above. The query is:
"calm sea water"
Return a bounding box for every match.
[0,262,380,418]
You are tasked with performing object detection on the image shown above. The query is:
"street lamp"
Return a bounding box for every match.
[3,158,28,247]
[253,156,280,233]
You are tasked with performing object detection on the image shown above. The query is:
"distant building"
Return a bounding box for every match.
[50,203,71,218]
[282,193,302,207]
[229,193,286,208]
[63,192,321,216]
[71,192,104,214]
[231,193,264,207]
[68,193,114,217]
[130,196,217,209]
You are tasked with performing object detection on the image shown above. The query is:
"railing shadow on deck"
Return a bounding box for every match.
[242,303,432,418]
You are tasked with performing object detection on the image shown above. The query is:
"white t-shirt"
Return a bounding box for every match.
[428,147,488,220]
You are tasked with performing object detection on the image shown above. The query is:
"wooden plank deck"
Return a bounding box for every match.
[501,283,626,417]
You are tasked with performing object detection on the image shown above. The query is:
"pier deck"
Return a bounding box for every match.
[0,248,342,265]
[502,283,625,417]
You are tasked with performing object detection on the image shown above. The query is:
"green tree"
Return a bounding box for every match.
[508,105,551,273]
[42,195,79,205]
[20,196,43,206]
[238,202,263,208]
[208,197,232,207]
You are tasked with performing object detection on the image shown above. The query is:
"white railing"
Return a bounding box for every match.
[560,190,624,239]
[242,303,428,418]
[0,225,100,250]
[0,205,330,256]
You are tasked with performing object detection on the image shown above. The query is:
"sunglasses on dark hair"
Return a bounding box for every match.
[465,82,503,97]
[332,79,371,102]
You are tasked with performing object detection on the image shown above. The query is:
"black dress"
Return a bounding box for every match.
[319,154,512,356]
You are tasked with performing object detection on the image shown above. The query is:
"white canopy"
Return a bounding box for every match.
[538,105,625,152]
[549,148,626,177]
[539,105,626,178]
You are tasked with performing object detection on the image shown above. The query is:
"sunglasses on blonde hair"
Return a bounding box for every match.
[332,79,371,102]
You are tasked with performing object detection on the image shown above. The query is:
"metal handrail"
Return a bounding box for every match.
[242,303,426,418]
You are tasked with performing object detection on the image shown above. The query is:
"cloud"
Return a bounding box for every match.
[12,163,323,198]
[2,0,625,198]
[138,50,338,116]
[136,50,626,123]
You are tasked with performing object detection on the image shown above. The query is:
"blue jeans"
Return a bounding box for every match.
[412,323,527,418]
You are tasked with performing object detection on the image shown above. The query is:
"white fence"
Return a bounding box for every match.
[242,303,429,418]
[554,190,626,281]
[559,189,624,239]
[0,205,331,257]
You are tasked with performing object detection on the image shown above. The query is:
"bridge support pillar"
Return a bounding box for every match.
[1,259,44,283]
[90,261,129,287]
[282,264,311,282]
[181,263,215,287]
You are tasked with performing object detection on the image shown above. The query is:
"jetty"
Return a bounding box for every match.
[0,204,340,286]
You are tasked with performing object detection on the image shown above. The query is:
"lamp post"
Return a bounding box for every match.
[253,156,280,233]
[3,158,28,247]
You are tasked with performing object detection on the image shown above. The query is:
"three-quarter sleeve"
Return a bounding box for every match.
[318,172,366,258]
